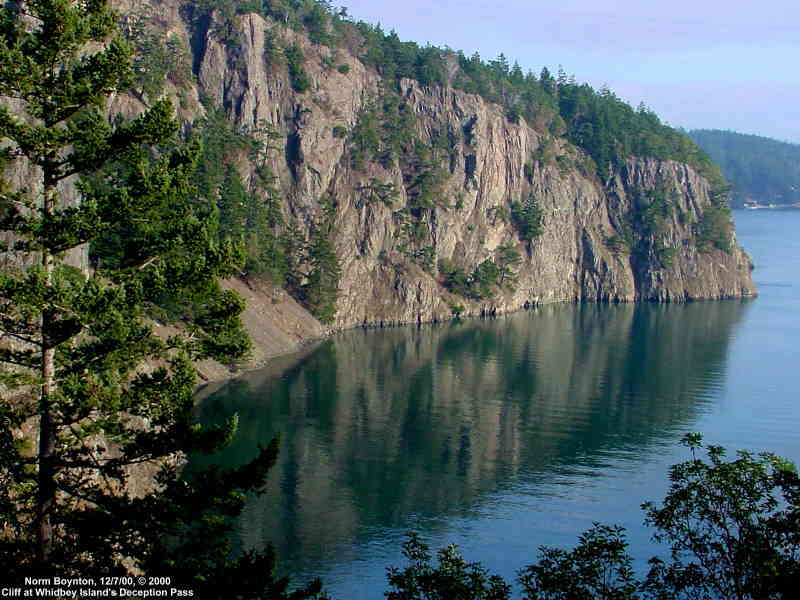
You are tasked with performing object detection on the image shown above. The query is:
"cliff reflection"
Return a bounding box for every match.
[193,300,749,575]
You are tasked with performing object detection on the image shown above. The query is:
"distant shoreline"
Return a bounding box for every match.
[742,203,800,210]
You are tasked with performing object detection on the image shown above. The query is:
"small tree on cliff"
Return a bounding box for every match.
[0,2,322,597]
[303,195,340,324]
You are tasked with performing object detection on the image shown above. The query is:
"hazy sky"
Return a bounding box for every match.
[341,0,800,143]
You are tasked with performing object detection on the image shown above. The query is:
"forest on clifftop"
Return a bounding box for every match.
[689,129,800,207]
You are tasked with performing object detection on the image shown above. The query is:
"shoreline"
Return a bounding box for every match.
[195,289,758,388]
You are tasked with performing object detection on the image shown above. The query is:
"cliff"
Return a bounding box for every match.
[5,1,757,351]
[189,7,753,329]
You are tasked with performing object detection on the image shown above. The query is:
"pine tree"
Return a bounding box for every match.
[218,163,249,238]
[511,193,544,245]
[0,2,323,596]
[496,244,521,286]
[540,66,556,96]
[245,123,288,283]
[303,196,340,324]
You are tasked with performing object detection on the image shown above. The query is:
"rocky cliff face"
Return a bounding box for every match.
[185,7,754,330]
[6,2,756,339]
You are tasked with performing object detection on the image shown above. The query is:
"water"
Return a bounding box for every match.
[194,209,800,598]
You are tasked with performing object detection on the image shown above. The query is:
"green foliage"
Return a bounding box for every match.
[186,1,717,184]
[439,258,504,300]
[449,303,465,318]
[519,524,639,600]
[285,43,311,93]
[656,246,677,269]
[218,163,249,238]
[337,63,350,74]
[605,228,634,255]
[355,25,446,88]
[472,259,501,299]
[348,21,716,178]
[386,533,512,600]
[636,183,674,237]
[98,105,290,287]
[695,186,733,253]
[397,141,449,236]
[240,120,290,282]
[302,0,334,46]
[123,12,192,102]
[189,0,247,52]
[488,205,510,224]
[281,218,306,291]
[506,103,522,124]
[387,436,800,600]
[642,435,800,600]
[610,181,681,268]
[410,163,448,211]
[511,193,544,244]
[689,129,800,208]
[349,102,380,169]
[358,178,399,207]
[439,259,470,297]
[395,211,433,268]
[349,92,418,171]
[523,161,535,181]
[320,54,335,70]
[190,106,250,205]
[555,154,572,173]
[302,196,340,323]
[262,29,281,66]
[192,110,288,282]
[496,244,522,287]
[0,4,320,595]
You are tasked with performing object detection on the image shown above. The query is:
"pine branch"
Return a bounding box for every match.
[0,329,42,348]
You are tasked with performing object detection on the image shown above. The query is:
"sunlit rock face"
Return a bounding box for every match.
[190,8,754,327]
[3,1,754,334]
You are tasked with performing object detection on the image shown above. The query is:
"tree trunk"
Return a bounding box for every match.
[36,343,55,563]
[36,175,57,564]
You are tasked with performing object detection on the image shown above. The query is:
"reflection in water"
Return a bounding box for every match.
[194,300,749,584]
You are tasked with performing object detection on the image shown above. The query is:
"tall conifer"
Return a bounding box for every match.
[0,2,322,596]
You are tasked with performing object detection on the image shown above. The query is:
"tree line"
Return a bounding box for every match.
[689,129,800,207]
[184,0,720,182]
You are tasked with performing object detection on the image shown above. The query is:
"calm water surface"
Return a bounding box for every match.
[195,209,800,598]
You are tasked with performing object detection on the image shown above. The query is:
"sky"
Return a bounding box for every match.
[340,0,800,143]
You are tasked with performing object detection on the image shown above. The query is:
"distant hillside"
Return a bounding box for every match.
[688,129,800,207]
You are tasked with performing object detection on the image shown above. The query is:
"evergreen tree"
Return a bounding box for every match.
[245,150,288,282]
[540,66,556,95]
[511,193,544,245]
[496,244,521,286]
[218,163,249,239]
[244,122,288,282]
[510,61,524,85]
[0,2,322,596]
[303,197,340,324]
[281,218,307,292]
